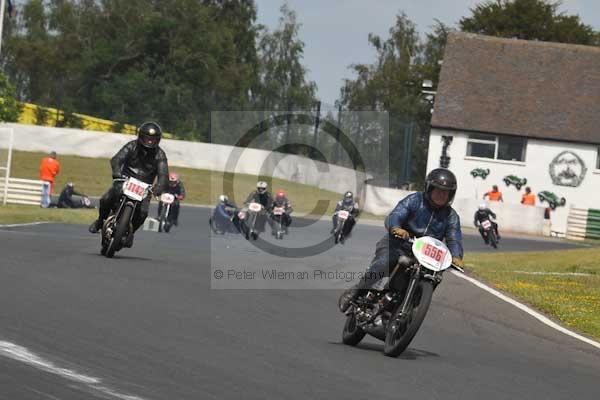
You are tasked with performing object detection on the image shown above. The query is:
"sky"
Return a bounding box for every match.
[254,0,600,107]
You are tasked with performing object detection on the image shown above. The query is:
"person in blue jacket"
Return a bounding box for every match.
[338,168,465,312]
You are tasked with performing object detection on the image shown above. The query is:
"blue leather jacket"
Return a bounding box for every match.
[384,192,463,258]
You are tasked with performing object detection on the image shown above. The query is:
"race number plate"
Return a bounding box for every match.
[481,220,492,229]
[273,207,284,216]
[412,236,452,272]
[160,193,175,204]
[337,210,349,220]
[248,202,262,212]
[123,177,149,201]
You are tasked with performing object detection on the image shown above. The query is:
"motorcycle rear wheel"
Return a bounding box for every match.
[105,205,133,258]
[383,280,433,357]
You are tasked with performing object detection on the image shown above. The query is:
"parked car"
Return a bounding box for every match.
[503,175,527,190]
[538,191,566,209]
[470,168,490,179]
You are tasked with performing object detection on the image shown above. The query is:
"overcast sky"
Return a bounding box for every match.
[254,0,600,107]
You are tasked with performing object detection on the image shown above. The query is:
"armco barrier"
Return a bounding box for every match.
[566,206,600,241]
[0,177,43,206]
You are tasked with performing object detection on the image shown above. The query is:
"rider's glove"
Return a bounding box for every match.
[452,257,465,268]
[390,226,409,239]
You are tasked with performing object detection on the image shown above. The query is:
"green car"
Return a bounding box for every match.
[538,191,566,209]
[470,168,490,179]
[503,175,527,190]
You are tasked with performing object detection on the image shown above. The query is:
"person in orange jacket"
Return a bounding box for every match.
[39,151,60,208]
[521,187,536,206]
[483,184,503,202]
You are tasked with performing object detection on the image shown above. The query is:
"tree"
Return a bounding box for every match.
[1,0,263,140]
[460,0,598,45]
[0,73,20,122]
[338,13,434,187]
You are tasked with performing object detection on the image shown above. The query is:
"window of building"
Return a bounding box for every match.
[466,133,527,162]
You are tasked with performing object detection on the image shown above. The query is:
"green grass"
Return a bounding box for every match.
[466,248,600,340]
[0,204,96,225]
[2,150,382,223]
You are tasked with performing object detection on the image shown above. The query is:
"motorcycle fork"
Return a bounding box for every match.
[398,265,421,317]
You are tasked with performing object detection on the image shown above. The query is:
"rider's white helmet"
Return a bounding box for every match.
[256,181,268,193]
[478,203,487,211]
[219,194,228,203]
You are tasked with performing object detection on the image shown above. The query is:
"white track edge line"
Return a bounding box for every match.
[451,270,600,351]
[0,221,51,228]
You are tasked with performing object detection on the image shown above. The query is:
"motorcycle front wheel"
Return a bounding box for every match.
[383,280,434,357]
[105,205,133,258]
[342,311,366,346]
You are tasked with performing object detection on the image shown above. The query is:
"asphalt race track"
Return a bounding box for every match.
[1,205,599,399]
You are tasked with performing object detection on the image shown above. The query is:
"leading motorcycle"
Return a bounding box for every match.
[101,177,152,258]
[341,236,464,357]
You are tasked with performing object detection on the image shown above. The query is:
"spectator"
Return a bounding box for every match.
[521,187,536,206]
[483,184,503,202]
[39,151,60,208]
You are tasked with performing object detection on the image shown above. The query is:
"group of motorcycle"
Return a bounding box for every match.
[209,199,291,241]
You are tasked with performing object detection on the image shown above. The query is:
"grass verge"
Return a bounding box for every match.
[0,204,96,225]
[466,248,600,341]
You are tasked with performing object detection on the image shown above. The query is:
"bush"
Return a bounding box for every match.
[0,73,21,122]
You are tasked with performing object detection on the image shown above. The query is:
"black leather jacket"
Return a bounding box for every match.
[111,140,169,194]
[474,208,496,225]
[245,190,273,209]
[165,181,186,199]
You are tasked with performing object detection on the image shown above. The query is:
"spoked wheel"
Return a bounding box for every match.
[105,206,133,258]
[342,311,366,346]
[383,280,434,357]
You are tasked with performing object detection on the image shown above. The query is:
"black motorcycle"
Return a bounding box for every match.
[158,193,176,233]
[478,218,498,249]
[342,236,464,357]
[333,209,353,244]
[238,202,264,240]
[101,177,152,258]
[270,206,288,240]
[209,204,239,234]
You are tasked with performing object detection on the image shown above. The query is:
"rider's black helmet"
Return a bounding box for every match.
[137,121,162,149]
[424,168,457,208]
[343,191,353,205]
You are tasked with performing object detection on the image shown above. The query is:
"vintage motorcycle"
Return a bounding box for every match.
[158,193,176,233]
[341,236,464,357]
[238,202,264,240]
[333,209,353,244]
[101,177,152,258]
[271,206,288,240]
[478,218,498,249]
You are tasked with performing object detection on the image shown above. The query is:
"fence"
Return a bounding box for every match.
[0,177,44,206]
[566,206,600,241]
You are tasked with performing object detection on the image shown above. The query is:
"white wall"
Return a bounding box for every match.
[427,128,600,234]
[2,123,405,215]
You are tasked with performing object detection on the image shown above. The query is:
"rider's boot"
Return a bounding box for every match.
[88,219,102,234]
[338,283,364,313]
